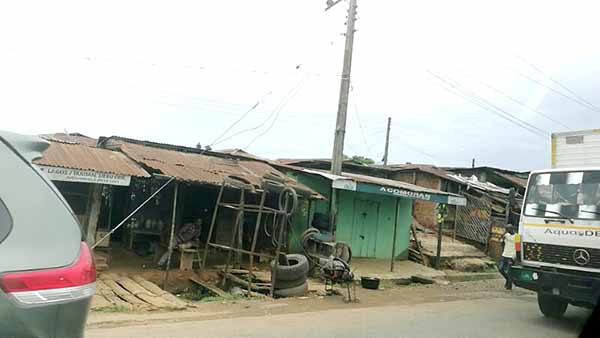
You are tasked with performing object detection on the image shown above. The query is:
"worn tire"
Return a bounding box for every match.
[538,294,568,318]
[270,254,309,281]
[274,281,308,298]
[274,276,307,290]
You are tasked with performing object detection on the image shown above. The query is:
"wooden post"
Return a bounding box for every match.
[270,195,289,298]
[248,191,266,296]
[86,184,103,246]
[201,183,225,269]
[390,198,400,272]
[453,186,462,242]
[163,182,179,290]
[107,187,114,230]
[505,188,515,225]
[435,219,443,269]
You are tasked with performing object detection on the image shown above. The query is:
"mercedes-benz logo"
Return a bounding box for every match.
[573,249,591,266]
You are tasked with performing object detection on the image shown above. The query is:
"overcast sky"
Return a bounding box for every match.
[2,1,599,171]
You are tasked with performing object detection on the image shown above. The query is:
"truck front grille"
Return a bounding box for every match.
[524,243,600,269]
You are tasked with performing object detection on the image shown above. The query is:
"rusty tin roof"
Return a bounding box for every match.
[105,137,321,197]
[34,136,150,178]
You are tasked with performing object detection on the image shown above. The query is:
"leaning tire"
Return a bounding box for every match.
[274,276,307,290]
[274,281,308,298]
[270,254,309,281]
[538,294,568,318]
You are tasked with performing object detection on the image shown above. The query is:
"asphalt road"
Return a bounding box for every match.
[86,296,591,338]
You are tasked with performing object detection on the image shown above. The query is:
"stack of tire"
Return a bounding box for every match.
[271,254,309,298]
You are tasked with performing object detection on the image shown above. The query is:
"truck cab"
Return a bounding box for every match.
[512,168,600,317]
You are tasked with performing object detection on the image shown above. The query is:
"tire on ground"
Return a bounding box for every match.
[270,254,309,281]
[274,276,307,290]
[538,294,568,318]
[274,281,308,298]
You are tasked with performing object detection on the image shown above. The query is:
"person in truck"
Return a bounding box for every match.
[498,224,516,290]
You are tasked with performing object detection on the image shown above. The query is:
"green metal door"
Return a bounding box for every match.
[351,199,380,258]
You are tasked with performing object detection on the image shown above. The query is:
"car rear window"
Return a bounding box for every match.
[0,198,13,244]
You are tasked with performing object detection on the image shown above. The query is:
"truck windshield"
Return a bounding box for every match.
[524,171,600,220]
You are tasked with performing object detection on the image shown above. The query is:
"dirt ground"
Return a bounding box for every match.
[88,278,533,329]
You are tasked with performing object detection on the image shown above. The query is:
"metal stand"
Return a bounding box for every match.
[201,179,296,297]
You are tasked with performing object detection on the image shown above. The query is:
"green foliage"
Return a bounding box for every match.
[349,155,375,165]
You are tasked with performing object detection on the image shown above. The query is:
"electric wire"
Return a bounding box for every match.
[428,70,548,139]
[515,55,600,113]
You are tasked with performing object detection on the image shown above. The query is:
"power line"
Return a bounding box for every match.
[515,55,600,113]
[428,70,548,139]
[211,79,305,147]
[431,71,549,137]
[353,103,370,154]
[245,79,307,149]
[477,81,571,129]
[511,68,600,115]
[210,91,272,146]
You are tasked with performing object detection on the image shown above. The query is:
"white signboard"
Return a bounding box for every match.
[332,179,357,191]
[37,165,131,186]
[448,195,468,206]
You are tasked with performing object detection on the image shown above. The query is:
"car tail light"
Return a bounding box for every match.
[515,234,522,253]
[0,242,96,306]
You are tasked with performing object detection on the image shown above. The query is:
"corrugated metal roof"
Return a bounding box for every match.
[299,168,462,198]
[374,164,465,185]
[39,133,98,147]
[494,171,528,188]
[34,141,151,178]
[447,174,510,194]
[106,138,321,197]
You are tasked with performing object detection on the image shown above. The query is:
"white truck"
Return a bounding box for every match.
[512,129,600,317]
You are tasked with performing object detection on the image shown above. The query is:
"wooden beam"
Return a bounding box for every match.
[86,184,103,246]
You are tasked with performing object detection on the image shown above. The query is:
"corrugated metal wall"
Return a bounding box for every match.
[553,130,600,168]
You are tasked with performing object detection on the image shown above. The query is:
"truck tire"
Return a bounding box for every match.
[538,294,568,318]
[273,276,307,290]
[274,281,308,298]
[270,254,309,281]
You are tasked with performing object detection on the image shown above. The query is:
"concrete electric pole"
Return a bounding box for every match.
[327,0,358,235]
[383,117,391,165]
[330,0,358,176]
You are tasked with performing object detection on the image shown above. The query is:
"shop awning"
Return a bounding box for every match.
[302,169,467,206]
[34,136,151,186]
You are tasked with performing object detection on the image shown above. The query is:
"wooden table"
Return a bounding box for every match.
[128,229,162,250]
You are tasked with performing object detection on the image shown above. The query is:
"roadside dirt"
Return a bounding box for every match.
[88,278,535,329]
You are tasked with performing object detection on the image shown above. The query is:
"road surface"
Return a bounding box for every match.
[86,296,591,338]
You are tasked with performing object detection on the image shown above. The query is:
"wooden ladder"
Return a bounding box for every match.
[409,224,427,266]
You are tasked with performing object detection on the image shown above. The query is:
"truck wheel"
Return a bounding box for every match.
[538,294,568,318]
[270,254,309,281]
[274,281,308,298]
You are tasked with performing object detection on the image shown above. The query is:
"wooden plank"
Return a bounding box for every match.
[222,272,271,292]
[116,277,183,309]
[131,276,188,307]
[189,275,229,298]
[103,279,150,309]
[91,295,113,310]
[96,280,133,310]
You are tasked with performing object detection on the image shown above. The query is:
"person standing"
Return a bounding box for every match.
[498,224,516,290]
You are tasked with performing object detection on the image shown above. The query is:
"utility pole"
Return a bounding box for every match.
[328,0,358,234]
[330,0,358,176]
[383,117,391,165]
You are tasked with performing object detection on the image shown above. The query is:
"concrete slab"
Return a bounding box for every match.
[350,258,445,282]
[417,233,486,258]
